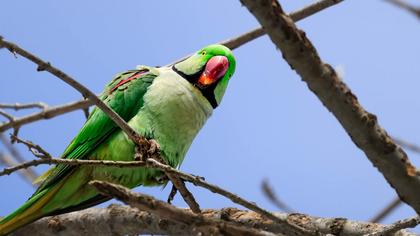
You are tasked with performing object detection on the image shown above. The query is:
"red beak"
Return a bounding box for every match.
[198,56,229,87]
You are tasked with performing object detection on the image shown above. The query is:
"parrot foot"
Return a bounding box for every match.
[147,139,160,155]
[134,145,145,161]
[134,138,160,161]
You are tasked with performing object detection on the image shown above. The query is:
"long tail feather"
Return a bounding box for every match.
[0,183,63,235]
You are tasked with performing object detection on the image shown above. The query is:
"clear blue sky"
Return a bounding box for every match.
[1,0,420,230]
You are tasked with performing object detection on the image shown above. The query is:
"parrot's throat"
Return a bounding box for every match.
[172,66,218,109]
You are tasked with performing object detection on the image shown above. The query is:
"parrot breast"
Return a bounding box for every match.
[90,66,214,188]
[134,67,214,166]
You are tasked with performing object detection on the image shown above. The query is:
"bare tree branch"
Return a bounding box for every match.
[0,154,310,234]
[12,204,417,236]
[0,0,344,134]
[92,181,278,236]
[135,142,202,214]
[222,0,343,50]
[0,38,143,144]
[165,172,201,213]
[368,139,420,222]
[11,135,52,159]
[0,102,48,110]
[0,99,92,133]
[367,216,420,236]
[0,134,30,167]
[171,0,344,66]
[0,152,36,185]
[0,109,14,122]
[0,158,147,177]
[0,133,37,182]
[0,34,316,234]
[240,0,420,216]
[385,0,420,19]
[0,37,211,215]
[261,179,294,213]
[145,158,312,235]
[394,137,420,154]
[4,2,401,235]
[370,197,403,223]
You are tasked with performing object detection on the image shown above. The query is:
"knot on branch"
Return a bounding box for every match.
[47,216,66,233]
[328,217,347,235]
[37,62,51,71]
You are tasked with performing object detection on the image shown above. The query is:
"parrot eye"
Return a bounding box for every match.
[200,51,206,55]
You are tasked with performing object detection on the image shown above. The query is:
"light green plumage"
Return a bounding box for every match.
[0,44,236,235]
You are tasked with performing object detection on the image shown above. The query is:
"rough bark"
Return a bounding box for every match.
[240,0,420,216]
[11,205,416,236]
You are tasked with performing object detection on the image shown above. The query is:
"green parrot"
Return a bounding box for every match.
[0,44,236,235]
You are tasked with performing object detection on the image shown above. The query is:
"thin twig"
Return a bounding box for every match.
[370,197,402,223]
[0,0,344,133]
[0,133,38,182]
[385,0,420,19]
[0,109,20,137]
[139,143,201,214]
[167,184,178,204]
[166,172,201,213]
[393,137,420,154]
[0,99,92,132]
[91,181,278,236]
[0,1,345,232]
[168,0,344,66]
[0,153,312,235]
[146,158,313,236]
[261,179,294,213]
[223,0,344,50]
[0,102,48,110]
[0,133,28,164]
[366,216,420,236]
[223,0,343,50]
[0,158,146,177]
[0,37,142,145]
[10,135,52,159]
[0,152,36,185]
[0,36,206,213]
[0,109,14,121]
[240,0,420,216]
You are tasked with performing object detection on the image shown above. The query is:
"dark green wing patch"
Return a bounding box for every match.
[33,68,157,195]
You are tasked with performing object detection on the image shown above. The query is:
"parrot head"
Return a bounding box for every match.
[173,44,236,108]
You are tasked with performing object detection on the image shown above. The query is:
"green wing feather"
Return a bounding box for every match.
[33,68,157,195]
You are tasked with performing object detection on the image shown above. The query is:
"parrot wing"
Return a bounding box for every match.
[33,67,157,195]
